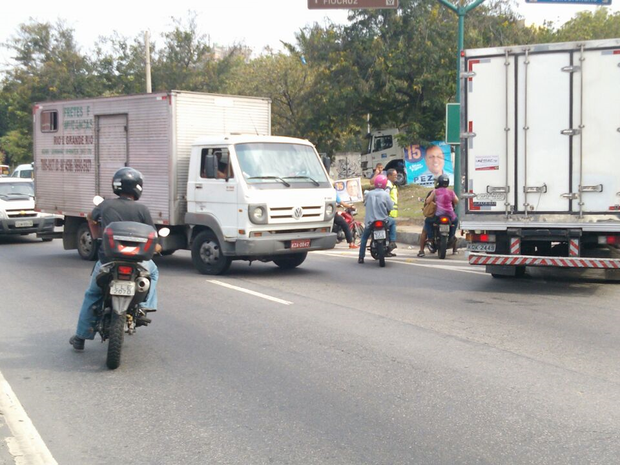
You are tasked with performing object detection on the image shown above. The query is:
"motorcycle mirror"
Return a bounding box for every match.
[158,227,171,238]
[93,195,104,206]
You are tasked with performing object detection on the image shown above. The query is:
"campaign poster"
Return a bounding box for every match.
[403,142,454,188]
[334,177,363,203]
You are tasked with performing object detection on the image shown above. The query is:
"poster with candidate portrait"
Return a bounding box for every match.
[334,177,363,203]
[403,142,454,188]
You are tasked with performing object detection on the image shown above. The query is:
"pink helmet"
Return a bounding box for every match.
[374,174,388,189]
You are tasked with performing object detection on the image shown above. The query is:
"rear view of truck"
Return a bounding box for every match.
[460,39,620,277]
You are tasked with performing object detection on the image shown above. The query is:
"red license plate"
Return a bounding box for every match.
[290,239,311,249]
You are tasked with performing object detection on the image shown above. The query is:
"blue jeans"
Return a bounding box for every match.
[76,260,159,340]
[424,217,458,240]
[358,218,397,259]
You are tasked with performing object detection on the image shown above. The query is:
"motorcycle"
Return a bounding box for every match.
[427,215,457,260]
[90,197,169,369]
[368,219,390,267]
[333,206,364,244]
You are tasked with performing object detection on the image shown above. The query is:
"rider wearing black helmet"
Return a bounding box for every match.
[69,167,161,351]
[418,174,459,257]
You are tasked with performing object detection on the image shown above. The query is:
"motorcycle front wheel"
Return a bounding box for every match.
[106,312,125,370]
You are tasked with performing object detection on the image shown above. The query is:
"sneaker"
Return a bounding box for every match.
[387,251,397,257]
[388,242,397,251]
[358,257,364,264]
[348,243,359,249]
[69,335,85,351]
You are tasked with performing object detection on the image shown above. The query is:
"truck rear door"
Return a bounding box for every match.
[573,48,620,213]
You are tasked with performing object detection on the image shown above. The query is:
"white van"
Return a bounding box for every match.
[11,163,34,179]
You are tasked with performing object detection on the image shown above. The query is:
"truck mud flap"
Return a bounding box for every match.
[469,253,620,269]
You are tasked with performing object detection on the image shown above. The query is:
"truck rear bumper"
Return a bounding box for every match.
[234,232,337,256]
[469,252,620,269]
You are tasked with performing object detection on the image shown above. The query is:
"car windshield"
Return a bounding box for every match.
[0,182,34,197]
[236,143,329,188]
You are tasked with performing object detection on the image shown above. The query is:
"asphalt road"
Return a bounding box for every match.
[1,236,619,464]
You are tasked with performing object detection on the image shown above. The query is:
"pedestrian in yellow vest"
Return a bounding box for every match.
[386,169,399,219]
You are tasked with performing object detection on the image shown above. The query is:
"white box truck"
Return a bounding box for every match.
[361,128,408,185]
[460,38,620,277]
[33,91,337,274]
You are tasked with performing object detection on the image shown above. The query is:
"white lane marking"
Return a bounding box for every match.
[314,251,488,276]
[208,280,293,305]
[0,370,58,465]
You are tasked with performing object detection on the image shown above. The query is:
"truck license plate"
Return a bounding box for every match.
[291,239,311,249]
[15,220,33,228]
[439,224,450,233]
[373,229,387,240]
[110,281,136,296]
[468,243,496,252]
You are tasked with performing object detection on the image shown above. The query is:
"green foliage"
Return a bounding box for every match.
[0,6,618,164]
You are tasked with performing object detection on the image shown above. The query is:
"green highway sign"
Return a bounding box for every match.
[308,0,399,9]
[446,103,460,145]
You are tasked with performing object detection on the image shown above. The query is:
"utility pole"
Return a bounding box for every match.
[437,0,485,197]
[145,31,152,94]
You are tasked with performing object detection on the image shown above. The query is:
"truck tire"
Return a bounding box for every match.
[191,230,231,275]
[273,252,308,270]
[395,169,407,186]
[77,223,98,261]
[438,236,448,259]
[106,312,124,370]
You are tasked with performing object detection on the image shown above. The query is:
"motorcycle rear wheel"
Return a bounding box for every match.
[438,236,448,259]
[377,241,386,267]
[106,313,125,370]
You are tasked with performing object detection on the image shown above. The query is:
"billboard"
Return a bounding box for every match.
[334,177,363,203]
[404,142,454,188]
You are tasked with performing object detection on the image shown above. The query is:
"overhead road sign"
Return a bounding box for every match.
[525,0,610,4]
[308,0,399,9]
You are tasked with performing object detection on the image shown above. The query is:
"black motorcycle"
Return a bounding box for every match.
[94,220,167,369]
[368,219,390,267]
[427,215,457,260]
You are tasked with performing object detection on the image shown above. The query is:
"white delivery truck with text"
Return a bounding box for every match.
[460,39,620,277]
[33,91,337,274]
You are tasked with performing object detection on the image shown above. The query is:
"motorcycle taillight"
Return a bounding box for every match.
[117,265,133,281]
[439,216,450,224]
[374,220,384,228]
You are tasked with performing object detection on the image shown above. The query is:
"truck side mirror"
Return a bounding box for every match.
[204,154,218,179]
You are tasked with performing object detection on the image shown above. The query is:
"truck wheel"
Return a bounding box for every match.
[77,223,98,261]
[273,252,308,270]
[395,169,407,186]
[191,231,231,275]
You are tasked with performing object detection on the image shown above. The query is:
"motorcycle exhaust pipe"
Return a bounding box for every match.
[136,277,151,294]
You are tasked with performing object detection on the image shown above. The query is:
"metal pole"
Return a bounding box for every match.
[145,31,152,94]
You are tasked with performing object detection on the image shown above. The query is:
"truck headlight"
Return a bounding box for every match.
[248,204,268,224]
[324,202,336,221]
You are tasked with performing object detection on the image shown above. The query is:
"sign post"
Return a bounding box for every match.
[308,0,399,9]
[445,103,460,145]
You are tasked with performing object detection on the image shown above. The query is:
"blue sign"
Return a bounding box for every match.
[525,0,610,4]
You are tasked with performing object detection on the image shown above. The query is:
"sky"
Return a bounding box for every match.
[0,0,618,66]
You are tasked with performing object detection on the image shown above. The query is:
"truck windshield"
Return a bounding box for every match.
[0,181,34,197]
[236,143,329,188]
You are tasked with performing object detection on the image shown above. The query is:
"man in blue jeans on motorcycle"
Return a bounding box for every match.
[69,167,160,351]
[358,174,396,264]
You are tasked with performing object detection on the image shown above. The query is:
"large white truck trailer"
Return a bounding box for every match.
[460,39,620,277]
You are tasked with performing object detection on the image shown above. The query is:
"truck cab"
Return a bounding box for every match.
[185,135,337,274]
[361,128,406,185]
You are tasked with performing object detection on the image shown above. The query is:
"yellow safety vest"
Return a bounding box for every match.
[389,183,398,218]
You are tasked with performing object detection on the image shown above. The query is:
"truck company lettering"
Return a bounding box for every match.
[323,0,358,3]
[41,158,92,173]
[53,135,94,145]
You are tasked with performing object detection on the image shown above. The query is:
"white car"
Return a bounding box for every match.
[0,178,57,240]
[11,163,34,179]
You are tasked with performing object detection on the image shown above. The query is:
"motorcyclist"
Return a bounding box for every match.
[418,174,458,257]
[69,167,161,351]
[334,191,359,249]
[358,174,395,264]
